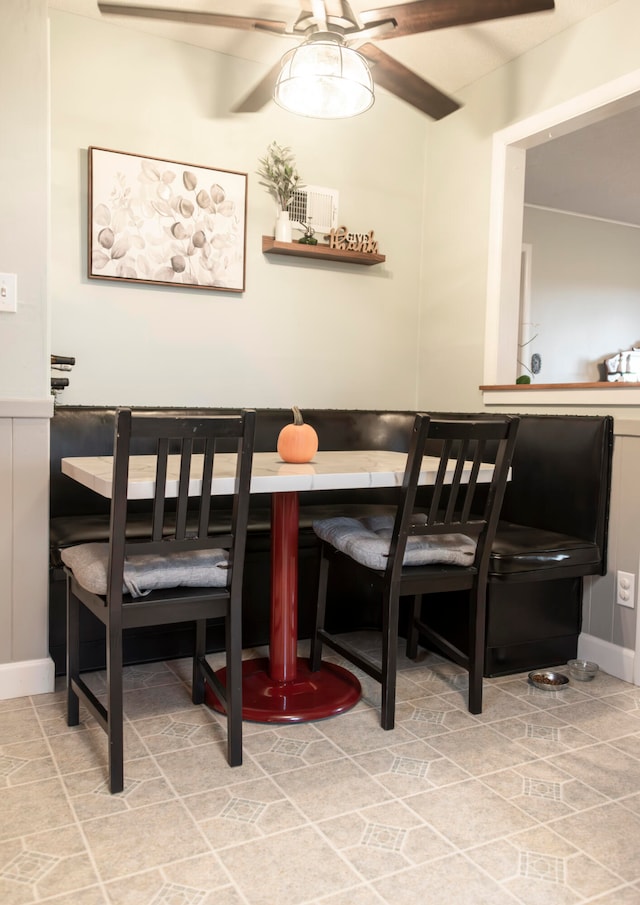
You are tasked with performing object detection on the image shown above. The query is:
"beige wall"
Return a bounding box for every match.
[601,426,640,648]
[417,0,640,414]
[49,10,428,410]
[0,0,49,398]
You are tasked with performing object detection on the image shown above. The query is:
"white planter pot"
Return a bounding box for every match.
[275,210,292,243]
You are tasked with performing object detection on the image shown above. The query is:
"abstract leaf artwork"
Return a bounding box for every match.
[88,147,247,292]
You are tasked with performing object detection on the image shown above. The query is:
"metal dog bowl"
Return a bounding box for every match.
[528,670,570,691]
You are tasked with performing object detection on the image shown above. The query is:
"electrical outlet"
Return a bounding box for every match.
[616,570,635,608]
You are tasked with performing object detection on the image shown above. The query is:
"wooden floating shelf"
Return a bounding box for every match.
[480,382,640,390]
[262,236,385,266]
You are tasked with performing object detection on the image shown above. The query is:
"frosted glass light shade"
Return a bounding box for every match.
[274,38,374,119]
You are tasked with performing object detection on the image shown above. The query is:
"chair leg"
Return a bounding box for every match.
[192,620,206,705]
[106,623,124,794]
[309,547,330,672]
[405,594,422,660]
[467,585,487,715]
[380,588,400,730]
[66,586,80,727]
[226,595,242,768]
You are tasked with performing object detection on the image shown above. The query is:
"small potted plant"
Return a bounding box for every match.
[256,141,303,242]
[298,221,318,245]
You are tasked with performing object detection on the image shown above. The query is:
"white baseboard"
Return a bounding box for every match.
[577,633,635,685]
[0,657,56,700]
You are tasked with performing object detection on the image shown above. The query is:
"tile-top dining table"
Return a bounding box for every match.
[62,448,496,724]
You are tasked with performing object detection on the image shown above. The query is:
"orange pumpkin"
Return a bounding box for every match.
[277,406,318,463]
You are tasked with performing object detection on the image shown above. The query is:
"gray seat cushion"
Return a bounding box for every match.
[313,514,476,570]
[61,543,230,598]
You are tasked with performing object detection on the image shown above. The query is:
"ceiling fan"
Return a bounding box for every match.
[97,0,556,120]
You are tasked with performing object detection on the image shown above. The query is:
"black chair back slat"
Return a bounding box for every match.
[427,437,450,523]
[443,446,466,523]
[455,440,482,524]
[174,438,193,539]
[198,439,215,537]
[152,438,169,541]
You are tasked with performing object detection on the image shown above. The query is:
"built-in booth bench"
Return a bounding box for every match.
[48,408,613,678]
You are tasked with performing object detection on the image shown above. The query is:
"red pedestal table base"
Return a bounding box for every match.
[205,489,361,722]
[206,657,361,723]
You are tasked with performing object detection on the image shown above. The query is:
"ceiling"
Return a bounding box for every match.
[49,1,638,224]
[49,1,621,98]
[524,102,640,227]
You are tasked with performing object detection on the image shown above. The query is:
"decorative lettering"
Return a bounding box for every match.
[326,226,379,254]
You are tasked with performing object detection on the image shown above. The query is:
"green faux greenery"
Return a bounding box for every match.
[256,142,303,210]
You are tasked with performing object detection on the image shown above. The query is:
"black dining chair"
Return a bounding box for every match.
[61,407,255,793]
[310,413,519,728]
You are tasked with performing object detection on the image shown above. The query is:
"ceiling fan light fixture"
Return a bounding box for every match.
[274,35,374,119]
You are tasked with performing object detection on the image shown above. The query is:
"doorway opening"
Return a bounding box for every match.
[484,70,640,393]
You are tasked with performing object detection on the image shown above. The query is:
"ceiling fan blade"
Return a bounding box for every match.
[231,59,283,113]
[97,3,288,35]
[359,0,555,39]
[359,42,459,120]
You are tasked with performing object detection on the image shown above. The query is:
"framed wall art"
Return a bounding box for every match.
[88,147,247,292]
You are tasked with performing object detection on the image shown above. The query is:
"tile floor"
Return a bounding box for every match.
[2,634,640,904]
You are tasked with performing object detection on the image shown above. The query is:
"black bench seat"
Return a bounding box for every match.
[48,407,613,678]
[491,522,603,579]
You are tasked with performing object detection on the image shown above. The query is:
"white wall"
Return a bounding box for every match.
[523,207,640,383]
[50,11,428,410]
[0,0,53,695]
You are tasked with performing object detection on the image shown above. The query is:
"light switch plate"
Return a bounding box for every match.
[0,273,17,312]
